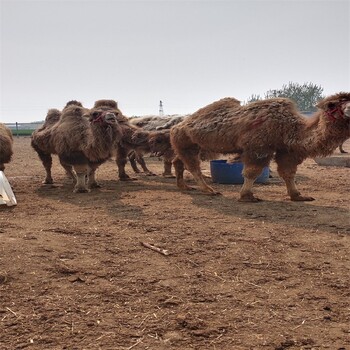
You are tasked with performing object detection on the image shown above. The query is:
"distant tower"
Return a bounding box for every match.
[159,100,164,117]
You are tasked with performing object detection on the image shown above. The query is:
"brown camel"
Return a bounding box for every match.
[128,115,185,176]
[0,123,13,172]
[92,100,173,180]
[31,101,83,184]
[49,103,122,192]
[128,129,175,176]
[170,93,350,202]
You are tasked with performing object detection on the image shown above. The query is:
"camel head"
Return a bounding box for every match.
[148,130,172,156]
[89,110,118,125]
[317,92,350,121]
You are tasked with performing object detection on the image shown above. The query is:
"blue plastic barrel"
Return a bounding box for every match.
[210,160,269,184]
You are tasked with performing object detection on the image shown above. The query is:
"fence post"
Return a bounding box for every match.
[15,122,19,137]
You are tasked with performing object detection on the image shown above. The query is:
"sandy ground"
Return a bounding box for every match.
[0,137,349,350]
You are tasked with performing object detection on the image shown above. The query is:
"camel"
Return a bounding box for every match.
[31,101,83,184]
[0,123,13,172]
[49,102,122,192]
[92,100,173,180]
[128,129,174,176]
[170,93,350,202]
[128,115,185,176]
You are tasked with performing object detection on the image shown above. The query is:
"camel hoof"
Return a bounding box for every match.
[204,191,222,196]
[89,183,101,189]
[179,186,195,191]
[162,174,176,178]
[43,179,54,184]
[291,196,315,201]
[239,195,262,202]
[119,177,138,181]
[73,187,90,193]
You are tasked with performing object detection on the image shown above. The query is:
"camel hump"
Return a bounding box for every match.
[45,109,61,123]
[246,98,298,112]
[64,100,83,109]
[94,99,118,109]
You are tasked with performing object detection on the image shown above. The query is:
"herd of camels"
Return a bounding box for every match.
[1,92,349,202]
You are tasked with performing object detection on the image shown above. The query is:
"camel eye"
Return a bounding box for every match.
[327,102,336,109]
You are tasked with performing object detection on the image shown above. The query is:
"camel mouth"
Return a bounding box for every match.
[104,112,117,123]
[343,105,350,118]
[91,111,117,124]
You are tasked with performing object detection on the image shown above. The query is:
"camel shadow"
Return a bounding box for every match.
[34,175,179,221]
[185,186,349,235]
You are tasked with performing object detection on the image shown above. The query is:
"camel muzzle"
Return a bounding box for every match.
[104,112,117,123]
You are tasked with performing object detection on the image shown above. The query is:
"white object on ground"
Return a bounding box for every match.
[0,171,17,206]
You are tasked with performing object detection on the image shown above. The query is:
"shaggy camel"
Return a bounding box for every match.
[0,123,13,172]
[49,102,122,192]
[128,115,184,176]
[92,100,173,179]
[128,129,174,176]
[31,101,83,184]
[170,93,350,202]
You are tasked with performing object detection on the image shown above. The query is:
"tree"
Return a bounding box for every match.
[246,82,324,112]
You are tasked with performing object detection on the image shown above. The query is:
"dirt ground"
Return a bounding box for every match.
[1,137,349,350]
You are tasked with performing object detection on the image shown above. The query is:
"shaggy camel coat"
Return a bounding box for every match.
[50,104,122,192]
[170,93,350,201]
[129,116,184,176]
[0,123,13,171]
[31,101,83,184]
[92,100,174,179]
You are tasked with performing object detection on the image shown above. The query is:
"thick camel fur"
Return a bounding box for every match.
[31,101,83,184]
[128,129,174,177]
[92,101,172,179]
[0,123,13,172]
[128,115,185,176]
[129,115,186,131]
[92,100,140,180]
[170,93,350,202]
[49,103,122,192]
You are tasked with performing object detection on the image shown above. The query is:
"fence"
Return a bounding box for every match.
[4,122,43,136]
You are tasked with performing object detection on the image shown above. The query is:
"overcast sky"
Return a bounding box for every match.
[1,0,349,123]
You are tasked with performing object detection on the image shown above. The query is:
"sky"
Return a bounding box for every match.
[0,0,349,123]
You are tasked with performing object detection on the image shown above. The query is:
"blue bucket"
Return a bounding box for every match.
[210,160,269,184]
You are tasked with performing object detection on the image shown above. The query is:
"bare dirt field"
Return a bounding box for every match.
[1,137,349,350]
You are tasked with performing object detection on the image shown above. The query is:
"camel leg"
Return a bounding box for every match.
[173,157,192,190]
[37,152,53,184]
[239,163,266,202]
[174,150,220,195]
[87,163,101,189]
[72,164,89,193]
[135,153,156,176]
[128,152,141,173]
[116,145,137,181]
[162,159,175,178]
[275,153,314,201]
[59,160,76,184]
